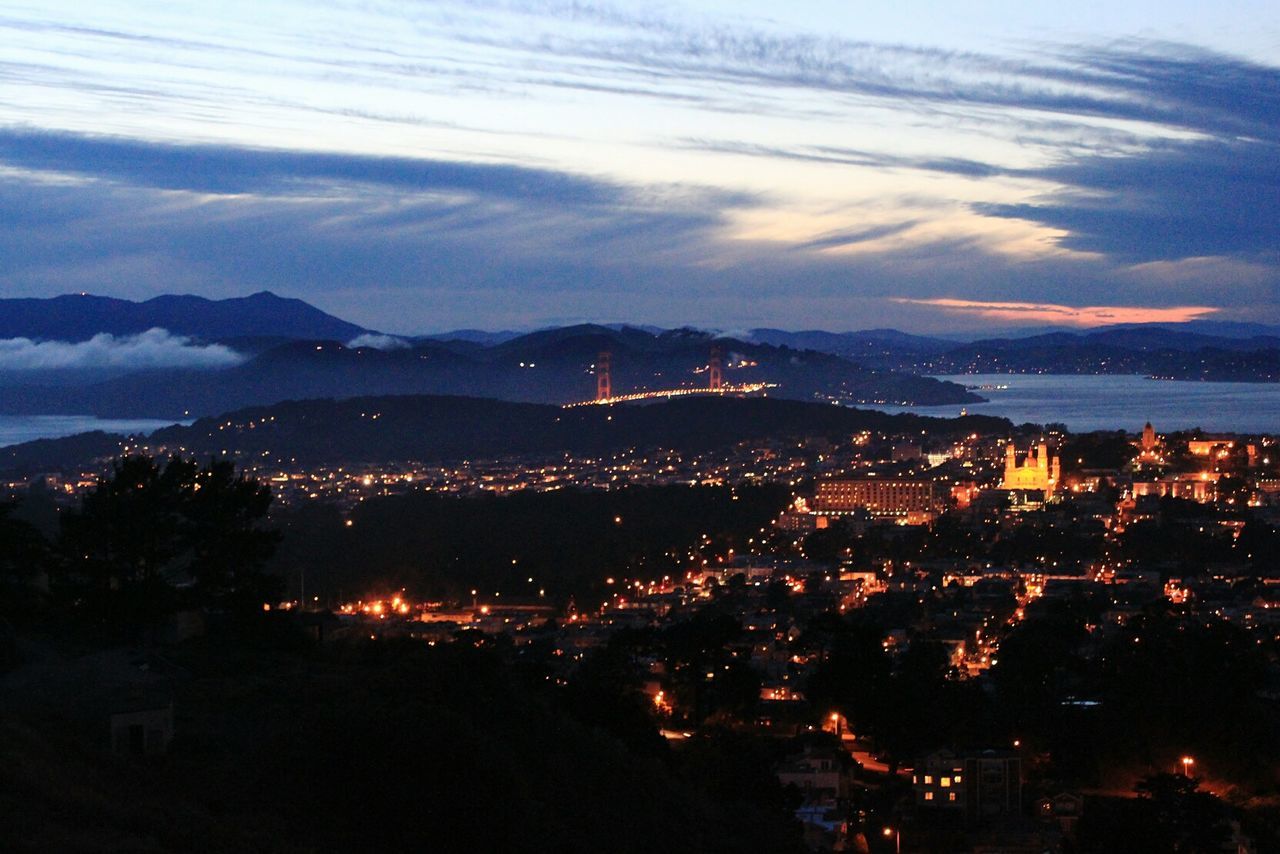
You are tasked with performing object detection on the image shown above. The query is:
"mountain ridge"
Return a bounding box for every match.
[0,291,370,342]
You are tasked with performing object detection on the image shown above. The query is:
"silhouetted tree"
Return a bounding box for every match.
[59,455,279,631]
[1133,773,1232,852]
[0,501,49,621]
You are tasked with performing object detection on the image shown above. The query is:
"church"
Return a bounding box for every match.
[1000,441,1060,492]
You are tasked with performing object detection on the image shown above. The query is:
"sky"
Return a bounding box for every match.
[1,0,1278,334]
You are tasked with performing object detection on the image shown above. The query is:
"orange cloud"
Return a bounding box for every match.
[892,298,1219,327]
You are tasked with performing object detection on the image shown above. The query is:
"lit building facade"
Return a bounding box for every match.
[814,478,938,524]
[1000,442,1060,492]
[1132,473,1218,502]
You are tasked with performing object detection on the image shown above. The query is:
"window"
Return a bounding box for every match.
[954,775,963,783]
[923,775,932,784]
[949,792,957,802]
[924,792,933,801]
[940,777,951,787]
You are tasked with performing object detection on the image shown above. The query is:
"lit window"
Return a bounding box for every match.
[924,792,933,801]
[940,777,951,787]
[949,792,957,802]
[923,775,932,784]
[954,775,962,783]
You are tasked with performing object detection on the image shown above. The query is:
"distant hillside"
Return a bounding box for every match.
[748,328,954,365]
[0,291,369,342]
[909,333,1280,381]
[759,326,1280,381]
[0,326,981,418]
[0,394,1010,473]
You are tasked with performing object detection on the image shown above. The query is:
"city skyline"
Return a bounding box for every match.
[2,1,1277,334]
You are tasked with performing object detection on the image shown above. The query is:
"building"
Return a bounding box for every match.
[1136,422,1163,463]
[814,477,939,524]
[110,690,174,756]
[1187,437,1235,458]
[914,749,1022,823]
[1036,792,1084,838]
[777,746,854,804]
[1132,472,1218,502]
[1000,442,1060,492]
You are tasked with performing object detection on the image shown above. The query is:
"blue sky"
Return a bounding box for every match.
[1,0,1277,333]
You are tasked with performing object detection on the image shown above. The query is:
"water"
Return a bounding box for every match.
[0,415,183,448]
[870,374,1280,434]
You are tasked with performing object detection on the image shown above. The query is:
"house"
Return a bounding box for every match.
[777,746,854,804]
[109,686,174,756]
[1035,792,1084,838]
[914,749,1022,824]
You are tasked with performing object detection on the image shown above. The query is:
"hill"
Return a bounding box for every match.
[0,394,1010,473]
[0,638,806,854]
[757,326,1280,381]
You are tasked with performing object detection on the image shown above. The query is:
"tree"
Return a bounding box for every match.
[183,458,280,608]
[60,455,280,629]
[1133,773,1231,852]
[0,501,50,628]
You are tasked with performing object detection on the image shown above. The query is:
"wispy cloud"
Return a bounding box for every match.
[0,328,244,370]
[795,221,921,252]
[893,298,1220,327]
[347,333,409,350]
[0,128,621,203]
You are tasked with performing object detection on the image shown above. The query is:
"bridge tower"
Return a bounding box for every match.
[596,351,612,401]
[708,345,723,391]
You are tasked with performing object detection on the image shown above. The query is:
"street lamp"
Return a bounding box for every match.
[1180,756,1195,777]
[883,827,900,854]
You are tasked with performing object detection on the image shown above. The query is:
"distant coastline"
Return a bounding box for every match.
[869,373,1280,433]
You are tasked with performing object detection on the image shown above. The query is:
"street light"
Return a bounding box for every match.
[882,827,900,854]
[1181,756,1195,777]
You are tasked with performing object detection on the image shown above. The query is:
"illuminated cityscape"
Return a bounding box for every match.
[2,0,1279,849]
[5,398,1280,850]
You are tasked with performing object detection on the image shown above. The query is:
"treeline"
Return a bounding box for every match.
[271,482,791,605]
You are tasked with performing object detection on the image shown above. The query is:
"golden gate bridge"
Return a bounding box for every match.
[563,345,778,408]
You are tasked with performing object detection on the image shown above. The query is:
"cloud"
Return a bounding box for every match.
[1,17,1279,332]
[683,140,1008,179]
[892,298,1220,327]
[979,137,1280,261]
[0,136,1273,334]
[347,333,410,350]
[0,328,244,370]
[795,221,922,252]
[0,128,620,203]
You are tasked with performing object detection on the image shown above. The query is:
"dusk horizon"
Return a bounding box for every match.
[6,6,1280,853]
[3,2,1277,334]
